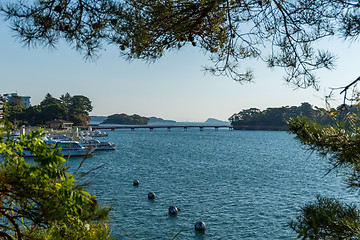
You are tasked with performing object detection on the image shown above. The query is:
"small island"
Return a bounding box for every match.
[102,113,149,125]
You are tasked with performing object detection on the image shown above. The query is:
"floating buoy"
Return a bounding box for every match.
[133,179,140,186]
[147,192,156,199]
[194,221,206,232]
[168,206,178,215]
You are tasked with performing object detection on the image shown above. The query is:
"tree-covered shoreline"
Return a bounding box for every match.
[3,93,93,127]
[229,102,340,129]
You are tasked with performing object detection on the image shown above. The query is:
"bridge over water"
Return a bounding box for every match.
[90,124,233,131]
[90,124,288,131]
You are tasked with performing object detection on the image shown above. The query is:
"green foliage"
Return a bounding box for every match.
[39,104,67,123]
[288,104,360,239]
[288,115,360,187]
[3,102,26,126]
[60,93,72,107]
[229,102,321,127]
[3,93,93,126]
[40,93,62,106]
[69,95,93,126]
[2,0,350,88]
[290,196,360,239]
[0,123,112,239]
[103,113,149,125]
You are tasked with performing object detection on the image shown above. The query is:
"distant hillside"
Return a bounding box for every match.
[102,114,149,125]
[90,116,107,124]
[92,115,230,125]
[148,117,176,124]
[205,118,230,125]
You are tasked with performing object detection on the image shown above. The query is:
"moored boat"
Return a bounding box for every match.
[54,141,96,157]
[22,140,96,157]
[78,137,117,151]
[79,130,108,137]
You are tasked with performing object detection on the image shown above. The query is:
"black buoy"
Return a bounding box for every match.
[168,206,178,215]
[147,192,156,199]
[133,179,140,186]
[194,221,206,232]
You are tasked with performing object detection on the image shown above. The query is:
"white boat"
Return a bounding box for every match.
[22,140,96,157]
[50,134,72,141]
[78,137,117,151]
[54,141,96,157]
[79,130,108,137]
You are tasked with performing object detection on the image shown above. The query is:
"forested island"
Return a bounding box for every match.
[229,102,340,130]
[102,113,149,125]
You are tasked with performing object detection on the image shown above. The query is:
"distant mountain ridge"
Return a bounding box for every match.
[90,116,107,124]
[90,115,228,125]
[205,118,229,125]
[148,117,176,124]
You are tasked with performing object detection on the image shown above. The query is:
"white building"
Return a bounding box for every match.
[0,100,3,127]
[0,102,3,120]
[3,93,31,107]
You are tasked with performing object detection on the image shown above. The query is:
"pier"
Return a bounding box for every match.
[90,124,233,131]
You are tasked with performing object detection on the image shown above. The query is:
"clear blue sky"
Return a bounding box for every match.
[1,19,360,122]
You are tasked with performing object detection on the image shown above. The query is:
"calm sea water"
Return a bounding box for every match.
[68,128,356,240]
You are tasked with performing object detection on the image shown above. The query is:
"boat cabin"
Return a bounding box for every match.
[55,141,84,149]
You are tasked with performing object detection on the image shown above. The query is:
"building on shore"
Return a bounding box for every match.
[3,93,31,107]
[0,99,3,127]
[0,102,3,119]
[46,120,74,130]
